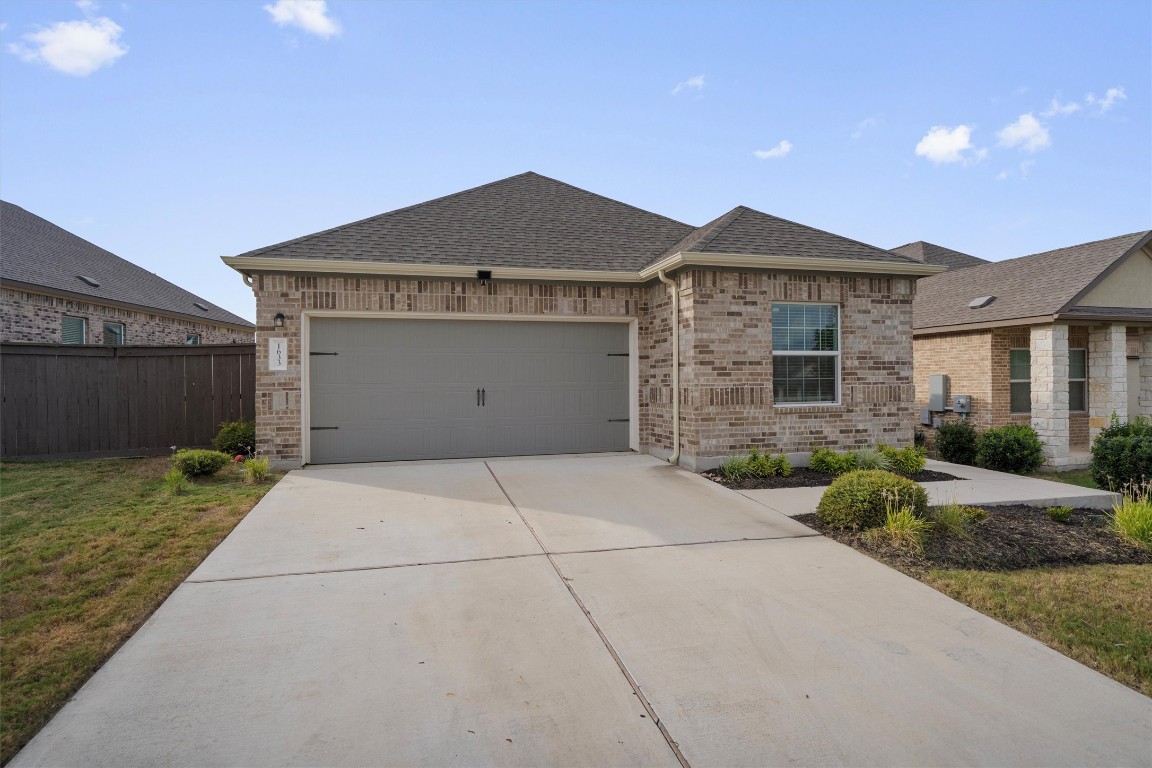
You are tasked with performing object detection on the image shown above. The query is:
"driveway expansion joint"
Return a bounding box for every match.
[484,462,693,768]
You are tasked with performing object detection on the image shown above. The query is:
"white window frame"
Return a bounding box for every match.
[61,315,86,345]
[1009,348,1031,414]
[103,321,126,346]
[185,334,201,345]
[771,302,841,407]
[1069,347,1087,413]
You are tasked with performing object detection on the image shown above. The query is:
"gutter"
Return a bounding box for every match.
[656,269,680,464]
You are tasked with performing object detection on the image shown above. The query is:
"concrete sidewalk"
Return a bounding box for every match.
[738,459,1121,516]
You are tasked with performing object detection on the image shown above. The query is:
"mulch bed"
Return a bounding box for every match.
[702,466,964,490]
[796,505,1152,573]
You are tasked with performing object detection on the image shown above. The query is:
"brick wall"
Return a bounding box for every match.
[1,287,252,346]
[251,270,918,467]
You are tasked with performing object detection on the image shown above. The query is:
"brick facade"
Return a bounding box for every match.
[1,287,252,346]
[250,270,918,468]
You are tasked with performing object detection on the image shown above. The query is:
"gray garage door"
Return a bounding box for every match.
[308,318,630,464]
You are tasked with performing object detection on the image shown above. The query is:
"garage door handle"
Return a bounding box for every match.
[476,388,481,406]
[607,418,630,423]
[481,388,486,407]
[310,426,339,430]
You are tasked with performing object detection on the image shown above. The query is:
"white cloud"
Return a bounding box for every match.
[996,170,1010,181]
[997,113,1050,152]
[671,75,704,95]
[1040,97,1080,117]
[75,0,97,11]
[851,117,879,140]
[1019,159,1036,177]
[264,0,340,39]
[1086,86,1126,112]
[8,16,126,76]
[914,125,980,164]
[753,140,793,159]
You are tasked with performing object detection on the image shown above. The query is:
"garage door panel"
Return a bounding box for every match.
[309,319,629,464]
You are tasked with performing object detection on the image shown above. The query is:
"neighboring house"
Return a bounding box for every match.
[912,231,1152,469]
[1,201,254,346]
[890,241,990,271]
[222,172,941,468]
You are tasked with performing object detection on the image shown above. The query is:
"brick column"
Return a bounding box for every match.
[1088,323,1128,440]
[1138,327,1152,418]
[1030,324,1069,467]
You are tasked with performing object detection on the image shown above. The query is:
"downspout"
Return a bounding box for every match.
[657,269,680,464]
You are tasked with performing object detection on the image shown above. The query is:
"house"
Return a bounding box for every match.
[890,241,990,271]
[221,172,943,469]
[912,231,1152,469]
[1,201,254,346]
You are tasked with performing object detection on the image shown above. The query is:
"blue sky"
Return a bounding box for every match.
[2,0,1149,322]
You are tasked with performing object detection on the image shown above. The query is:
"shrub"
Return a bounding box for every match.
[212,420,256,457]
[866,504,932,554]
[976,424,1044,474]
[767,453,793,477]
[817,470,929,530]
[1046,505,1074,523]
[1110,479,1152,548]
[244,456,271,484]
[878,443,927,475]
[1091,414,1152,491]
[172,449,230,477]
[935,420,978,465]
[810,447,858,476]
[719,454,752,481]
[914,429,926,448]
[929,501,986,538]
[163,468,191,496]
[849,447,892,472]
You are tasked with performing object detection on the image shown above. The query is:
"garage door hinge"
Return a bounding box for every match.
[606,353,629,357]
[310,426,339,430]
[607,418,630,422]
[310,352,338,356]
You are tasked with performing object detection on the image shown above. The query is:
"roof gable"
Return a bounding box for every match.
[913,231,1152,330]
[0,201,252,328]
[654,206,922,267]
[234,172,697,272]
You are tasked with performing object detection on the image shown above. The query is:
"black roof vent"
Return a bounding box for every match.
[193,302,209,311]
[77,275,101,288]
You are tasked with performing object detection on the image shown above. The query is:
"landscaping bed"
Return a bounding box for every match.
[704,466,963,490]
[796,504,1152,572]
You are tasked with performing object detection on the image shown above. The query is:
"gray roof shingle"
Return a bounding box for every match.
[890,241,989,271]
[652,206,921,266]
[234,172,697,272]
[913,231,1152,330]
[1,201,252,328]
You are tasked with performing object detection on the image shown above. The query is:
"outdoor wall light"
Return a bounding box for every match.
[477,270,492,286]
[273,313,285,328]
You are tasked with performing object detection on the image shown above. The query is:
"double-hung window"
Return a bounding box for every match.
[103,321,125,346]
[61,316,86,344]
[772,303,840,405]
[1069,348,1087,412]
[1009,349,1031,413]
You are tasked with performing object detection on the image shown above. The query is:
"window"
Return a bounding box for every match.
[102,322,125,346]
[185,334,200,345]
[61,316,85,345]
[1009,349,1031,413]
[1069,348,1087,412]
[772,303,839,405]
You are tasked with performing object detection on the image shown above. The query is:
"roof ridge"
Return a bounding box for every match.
[690,206,752,252]
[998,230,1152,266]
[524,172,693,229]
[732,207,921,264]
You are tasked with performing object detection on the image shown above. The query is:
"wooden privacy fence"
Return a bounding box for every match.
[1,343,255,460]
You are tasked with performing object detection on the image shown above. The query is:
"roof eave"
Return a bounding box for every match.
[641,251,946,278]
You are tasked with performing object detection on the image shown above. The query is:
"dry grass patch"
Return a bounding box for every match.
[923,565,1152,696]
[0,457,279,764]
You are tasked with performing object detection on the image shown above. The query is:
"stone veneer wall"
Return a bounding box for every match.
[251,275,651,463]
[1,287,252,346]
[674,270,916,468]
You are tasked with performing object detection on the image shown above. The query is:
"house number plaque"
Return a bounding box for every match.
[268,338,288,371]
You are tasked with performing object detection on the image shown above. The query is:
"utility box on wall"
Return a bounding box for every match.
[929,374,949,412]
[952,394,972,413]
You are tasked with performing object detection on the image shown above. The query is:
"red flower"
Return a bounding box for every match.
[234,455,245,463]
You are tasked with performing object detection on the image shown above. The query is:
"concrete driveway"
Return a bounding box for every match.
[12,454,1151,767]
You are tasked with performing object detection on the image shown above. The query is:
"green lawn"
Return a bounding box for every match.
[923,564,1152,697]
[0,457,279,764]
[1030,467,1099,489]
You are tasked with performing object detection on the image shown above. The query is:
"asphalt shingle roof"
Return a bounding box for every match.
[651,206,922,267]
[913,231,1152,330]
[890,241,989,271]
[234,173,920,273]
[1,201,252,328]
[234,172,697,272]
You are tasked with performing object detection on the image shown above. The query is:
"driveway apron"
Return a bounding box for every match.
[11,454,1152,767]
